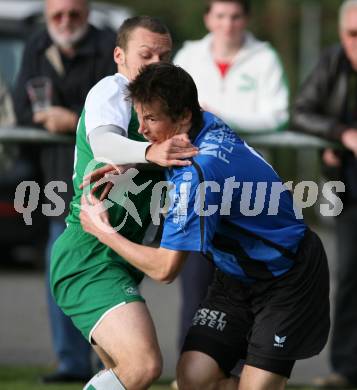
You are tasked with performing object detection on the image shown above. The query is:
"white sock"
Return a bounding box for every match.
[83,369,126,390]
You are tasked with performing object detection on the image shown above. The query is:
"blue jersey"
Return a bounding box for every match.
[160,112,306,283]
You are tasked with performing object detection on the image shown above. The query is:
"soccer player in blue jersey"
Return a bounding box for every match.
[80,63,330,390]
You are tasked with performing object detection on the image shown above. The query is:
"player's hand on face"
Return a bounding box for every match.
[33,106,78,133]
[80,164,134,200]
[80,194,115,241]
[145,133,199,167]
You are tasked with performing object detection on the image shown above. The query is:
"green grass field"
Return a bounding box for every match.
[0,366,170,390]
[2,366,355,390]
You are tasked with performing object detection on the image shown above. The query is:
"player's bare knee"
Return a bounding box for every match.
[117,352,162,387]
[140,355,162,384]
[177,356,211,390]
[239,365,287,390]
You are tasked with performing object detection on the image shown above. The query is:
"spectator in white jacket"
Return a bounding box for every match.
[174,0,289,133]
[171,3,289,387]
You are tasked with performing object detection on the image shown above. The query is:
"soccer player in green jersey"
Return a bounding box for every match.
[50,16,198,390]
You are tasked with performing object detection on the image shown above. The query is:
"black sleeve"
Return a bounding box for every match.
[71,28,116,117]
[93,29,116,84]
[291,50,347,142]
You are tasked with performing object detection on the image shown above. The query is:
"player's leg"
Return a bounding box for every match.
[177,270,250,389]
[241,229,329,390]
[238,355,294,390]
[92,344,115,369]
[238,365,287,390]
[177,351,239,390]
[51,230,160,389]
[87,301,162,390]
[178,253,214,348]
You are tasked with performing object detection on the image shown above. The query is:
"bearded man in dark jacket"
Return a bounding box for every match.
[13,0,116,383]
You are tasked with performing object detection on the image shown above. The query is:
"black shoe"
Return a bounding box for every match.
[41,371,91,384]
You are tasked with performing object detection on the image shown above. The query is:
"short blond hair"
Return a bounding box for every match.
[116,16,170,50]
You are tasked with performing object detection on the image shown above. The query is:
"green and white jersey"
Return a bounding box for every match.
[66,73,163,244]
[83,72,131,137]
[51,74,161,329]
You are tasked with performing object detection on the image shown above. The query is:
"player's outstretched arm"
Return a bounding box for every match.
[80,194,187,283]
[90,126,198,167]
[82,133,199,199]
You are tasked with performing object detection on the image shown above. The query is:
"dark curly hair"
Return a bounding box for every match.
[128,63,202,131]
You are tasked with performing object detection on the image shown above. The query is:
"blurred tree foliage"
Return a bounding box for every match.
[103,0,343,98]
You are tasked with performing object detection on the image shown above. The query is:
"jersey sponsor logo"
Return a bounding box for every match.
[171,172,192,231]
[172,193,188,230]
[192,308,227,331]
[200,127,237,164]
[274,334,287,348]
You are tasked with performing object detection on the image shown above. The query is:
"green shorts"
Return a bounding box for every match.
[50,224,145,342]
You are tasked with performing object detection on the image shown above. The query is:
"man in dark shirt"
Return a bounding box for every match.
[292,0,357,387]
[13,0,116,383]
